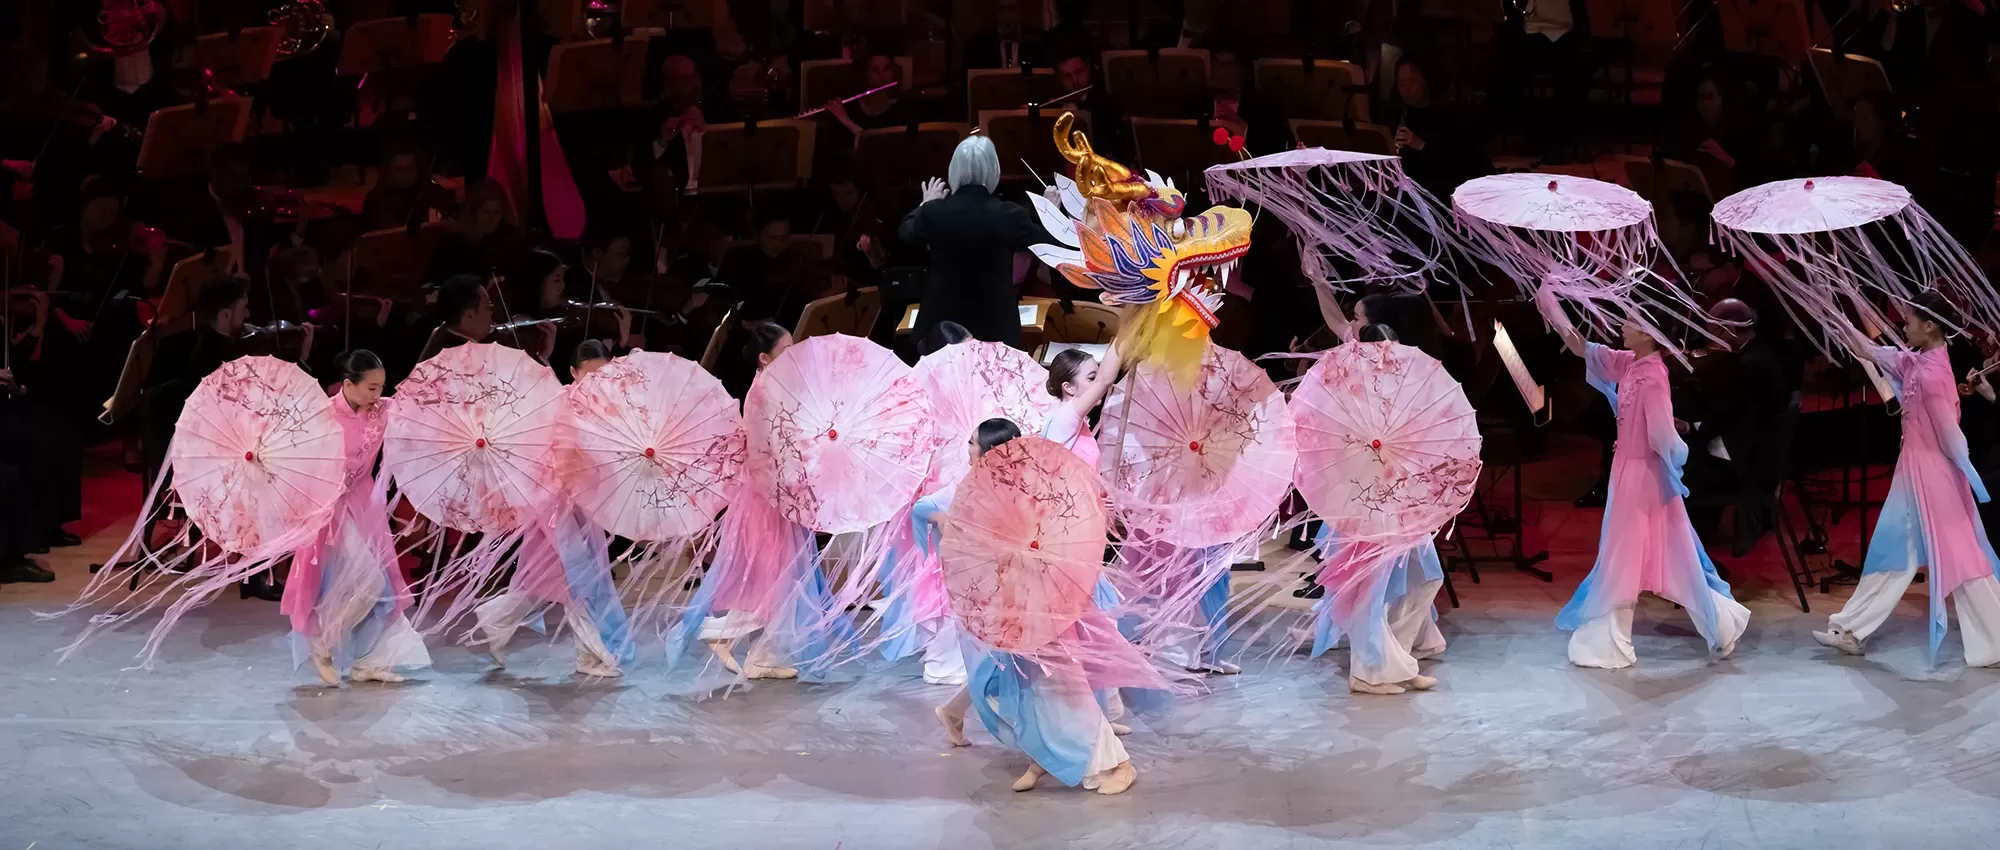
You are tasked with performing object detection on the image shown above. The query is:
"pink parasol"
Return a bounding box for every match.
[1204,147,1472,294]
[1452,173,1710,359]
[1098,343,1297,547]
[1710,176,2000,356]
[1291,341,1481,546]
[562,351,744,541]
[914,340,1058,493]
[941,436,1108,652]
[743,333,936,533]
[168,356,348,552]
[384,342,563,533]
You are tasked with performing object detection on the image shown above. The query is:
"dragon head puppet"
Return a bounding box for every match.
[1029,113,1253,382]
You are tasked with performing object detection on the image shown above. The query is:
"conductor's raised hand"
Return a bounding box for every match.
[920,178,949,204]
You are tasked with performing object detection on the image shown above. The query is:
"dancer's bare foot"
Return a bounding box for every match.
[350,666,406,684]
[1110,722,1132,736]
[705,639,742,674]
[310,652,339,686]
[936,705,970,747]
[1094,761,1137,795]
[1011,763,1047,792]
[1349,676,1406,695]
[1405,674,1437,691]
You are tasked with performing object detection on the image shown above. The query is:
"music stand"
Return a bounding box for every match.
[155,248,236,328]
[795,287,880,340]
[855,123,967,193]
[1100,49,1210,118]
[547,35,658,112]
[1129,118,1235,189]
[698,306,735,375]
[1718,0,1810,65]
[895,300,1049,337]
[99,250,227,425]
[688,120,816,193]
[622,0,719,29]
[1287,119,1395,156]
[335,14,454,76]
[1807,48,1891,121]
[136,96,254,179]
[196,26,282,89]
[979,108,1086,185]
[966,68,1056,123]
[349,222,453,300]
[1252,58,1367,122]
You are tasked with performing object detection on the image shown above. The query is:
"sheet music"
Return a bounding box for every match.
[1492,320,1546,414]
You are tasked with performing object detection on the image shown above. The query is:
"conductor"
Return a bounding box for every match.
[899,135,1046,348]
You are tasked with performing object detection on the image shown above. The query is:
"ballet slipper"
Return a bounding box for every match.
[1812,630,1863,656]
[1348,676,1406,695]
[1011,763,1046,792]
[936,705,970,747]
[1094,761,1137,795]
[310,652,339,686]
[745,663,798,680]
[1110,723,1132,736]
[1413,645,1446,661]
[1405,674,1437,691]
[705,639,743,674]
[350,666,406,684]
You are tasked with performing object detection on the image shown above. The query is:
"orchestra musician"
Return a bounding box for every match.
[359,139,455,232]
[411,274,497,371]
[425,180,520,284]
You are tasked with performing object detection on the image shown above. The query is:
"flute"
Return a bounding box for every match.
[795,81,899,119]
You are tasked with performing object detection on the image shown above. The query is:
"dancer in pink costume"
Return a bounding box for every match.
[1538,294,1749,667]
[1041,346,1121,468]
[284,351,432,685]
[470,342,636,679]
[1813,292,2000,666]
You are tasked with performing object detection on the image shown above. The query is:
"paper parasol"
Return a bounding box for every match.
[1452,172,1708,359]
[1710,176,2000,356]
[941,436,1107,652]
[1204,147,1470,293]
[168,356,346,553]
[562,350,745,541]
[914,340,1059,493]
[743,333,936,533]
[384,342,563,533]
[1098,343,1297,547]
[1291,341,1481,545]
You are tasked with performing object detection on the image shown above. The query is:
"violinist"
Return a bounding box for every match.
[406,274,498,374]
[38,176,162,419]
[426,180,520,284]
[568,230,656,350]
[501,248,630,382]
[359,139,455,232]
[824,171,894,290]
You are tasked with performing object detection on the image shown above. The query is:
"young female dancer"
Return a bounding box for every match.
[929,419,1148,795]
[1541,297,1749,667]
[472,341,635,678]
[674,322,841,679]
[1306,325,1448,694]
[1041,345,1122,466]
[286,350,432,685]
[1814,292,2000,665]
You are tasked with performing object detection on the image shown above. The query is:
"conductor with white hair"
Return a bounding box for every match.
[898,134,1048,347]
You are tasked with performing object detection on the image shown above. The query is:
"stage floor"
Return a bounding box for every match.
[8,438,2000,849]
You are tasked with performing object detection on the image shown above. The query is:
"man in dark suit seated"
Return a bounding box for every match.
[141,277,281,599]
[899,135,1047,349]
[1680,299,1793,556]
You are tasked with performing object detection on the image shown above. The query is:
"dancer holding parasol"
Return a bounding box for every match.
[286,350,431,685]
[1535,291,1748,668]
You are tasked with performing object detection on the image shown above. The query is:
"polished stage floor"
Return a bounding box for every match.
[8,438,2000,849]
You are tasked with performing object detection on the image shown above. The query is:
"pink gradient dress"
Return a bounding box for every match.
[1557,344,1744,659]
[281,394,430,674]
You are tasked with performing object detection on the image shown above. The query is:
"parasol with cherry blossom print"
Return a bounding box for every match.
[913,339,1058,493]
[383,342,564,534]
[1097,342,1296,548]
[562,350,744,542]
[167,356,348,552]
[941,436,1108,652]
[743,333,936,534]
[1291,339,1481,549]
